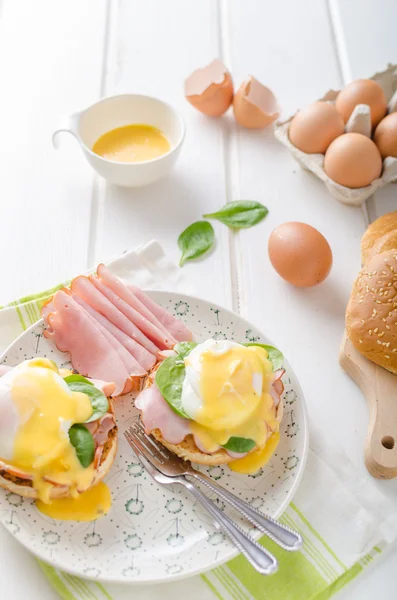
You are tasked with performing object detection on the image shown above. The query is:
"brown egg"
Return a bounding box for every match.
[233,76,279,129]
[373,112,397,158]
[335,79,387,127]
[268,222,332,287]
[288,102,344,153]
[324,133,382,188]
[185,59,233,117]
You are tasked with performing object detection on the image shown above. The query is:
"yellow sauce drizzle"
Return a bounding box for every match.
[36,482,111,522]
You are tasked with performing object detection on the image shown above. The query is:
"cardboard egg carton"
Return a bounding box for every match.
[274,64,397,207]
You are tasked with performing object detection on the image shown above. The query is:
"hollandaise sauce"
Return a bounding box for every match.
[92,124,170,163]
[37,482,111,521]
[185,343,280,474]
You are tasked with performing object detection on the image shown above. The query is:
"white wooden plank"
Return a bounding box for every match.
[94,0,234,309]
[329,0,397,217]
[0,0,108,304]
[225,0,370,474]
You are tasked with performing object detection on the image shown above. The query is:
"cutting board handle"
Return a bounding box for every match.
[340,334,397,479]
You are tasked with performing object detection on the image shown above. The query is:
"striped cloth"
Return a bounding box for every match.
[1,241,397,600]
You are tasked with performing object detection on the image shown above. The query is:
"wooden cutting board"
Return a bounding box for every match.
[340,333,397,479]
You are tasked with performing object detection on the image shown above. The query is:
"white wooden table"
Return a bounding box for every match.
[0,1,396,598]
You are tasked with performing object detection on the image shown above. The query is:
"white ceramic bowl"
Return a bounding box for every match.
[53,94,185,187]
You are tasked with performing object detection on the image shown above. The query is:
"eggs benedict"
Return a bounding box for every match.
[0,359,117,520]
[135,339,284,474]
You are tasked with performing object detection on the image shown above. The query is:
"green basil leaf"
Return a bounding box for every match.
[222,437,256,453]
[244,343,284,371]
[204,201,268,229]
[69,424,95,468]
[65,377,109,423]
[155,356,190,419]
[174,341,198,359]
[178,221,215,267]
[64,374,94,385]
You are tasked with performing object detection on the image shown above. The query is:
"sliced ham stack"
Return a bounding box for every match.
[41,264,192,396]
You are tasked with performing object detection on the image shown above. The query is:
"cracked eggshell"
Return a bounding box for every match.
[274,64,397,206]
[233,76,279,129]
[185,59,233,117]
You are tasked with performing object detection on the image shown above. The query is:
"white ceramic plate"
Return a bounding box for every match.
[0,292,308,584]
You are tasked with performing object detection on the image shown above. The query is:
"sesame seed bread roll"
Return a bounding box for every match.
[361,211,397,265]
[346,250,397,373]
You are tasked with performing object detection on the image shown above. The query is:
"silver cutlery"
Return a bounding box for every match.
[124,418,303,574]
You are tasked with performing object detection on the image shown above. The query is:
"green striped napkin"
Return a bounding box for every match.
[1,241,397,600]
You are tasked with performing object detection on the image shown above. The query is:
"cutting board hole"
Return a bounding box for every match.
[381,436,395,450]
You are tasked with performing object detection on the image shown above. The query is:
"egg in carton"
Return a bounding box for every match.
[274,64,397,207]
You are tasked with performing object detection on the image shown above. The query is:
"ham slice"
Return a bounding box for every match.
[90,275,175,350]
[72,294,155,372]
[88,378,116,398]
[97,264,177,342]
[270,369,285,407]
[125,283,193,342]
[71,276,159,356]
[66,292,145,378]
[85,413,116,446]
[135,384,190,444]
[46,290,130,396]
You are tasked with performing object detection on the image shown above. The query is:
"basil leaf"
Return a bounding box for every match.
[174,341,198,359]
[155,356,190,419]
[244,343,284,371]
[64,374,93,386]
[69,424,95,468]
[203,201,268,229]
[178,221,215,267]
[65,376,109,423]
[222,437,256,453]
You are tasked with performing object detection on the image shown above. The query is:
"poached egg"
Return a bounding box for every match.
[0,358,111,520]
[180,340,279,471]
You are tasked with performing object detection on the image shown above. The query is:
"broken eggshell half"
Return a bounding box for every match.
[233,76,280,129]
[184,59,234,117]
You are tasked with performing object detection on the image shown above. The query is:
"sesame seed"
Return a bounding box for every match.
[359,339,363,343]
[386,342,391,348]
[377,340,382,345]
[388,282,392,287]
[389,299,393,303]
[374,328,379,333]
[378,332,385,338]
[380,288,384,292]
[369,330,372,335]
[380,292,384,296]
[376,300,382,304]
[385,355,391,359]
[382,342,388,346]
[393,349,397,353]
[382,271,388,275]
[386,325,391,330]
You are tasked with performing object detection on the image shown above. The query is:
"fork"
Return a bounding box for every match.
[125,428,278,575]
[126,419,302,552]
